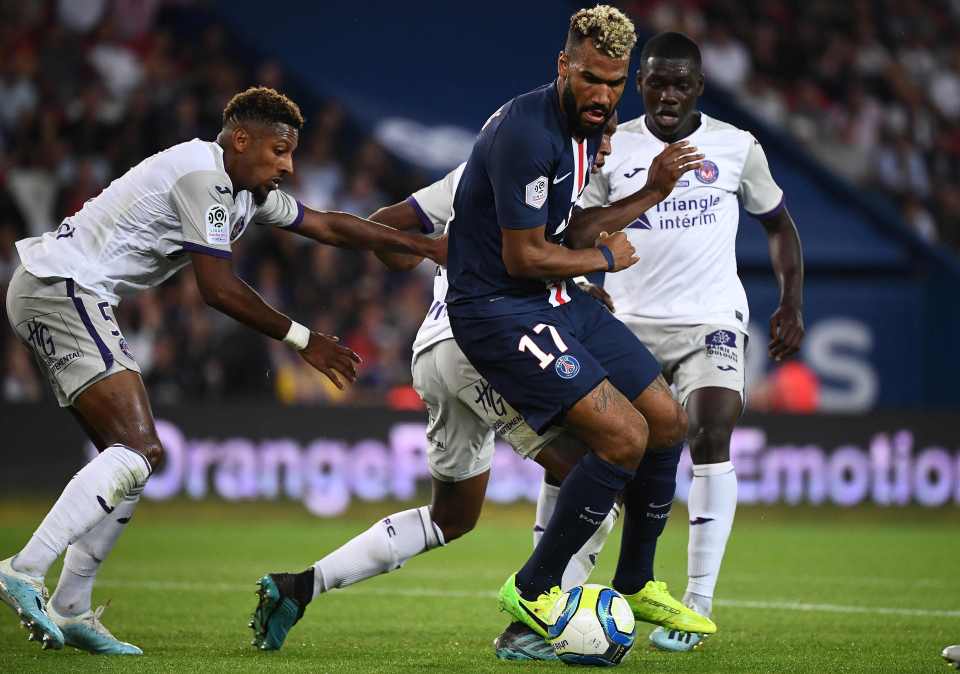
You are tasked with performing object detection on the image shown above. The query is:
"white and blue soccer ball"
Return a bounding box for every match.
[547,584,636,666]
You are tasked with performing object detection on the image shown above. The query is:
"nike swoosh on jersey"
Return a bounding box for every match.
[553,172,572,184]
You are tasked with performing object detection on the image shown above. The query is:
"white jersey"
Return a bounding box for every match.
[581,114,783,331]
[15,138,303,305]
[409,163,465,358]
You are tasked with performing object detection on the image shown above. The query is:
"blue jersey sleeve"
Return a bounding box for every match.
[486,118,556,230]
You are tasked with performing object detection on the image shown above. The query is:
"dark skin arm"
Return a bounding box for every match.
[368,201,429,272]
[191,253,360,389]
[566,141,704,249]
[293,206,444,263]
[501,227,636,278]
[759,206,804,361]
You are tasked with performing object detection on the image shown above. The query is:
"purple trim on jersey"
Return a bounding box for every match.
[66,279,115,370]
[182,241,232,259]
[406,196,435,234]
[286,200,306,231]
[749,196,785,219]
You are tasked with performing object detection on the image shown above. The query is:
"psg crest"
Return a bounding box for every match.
[695,160,719,184]
[555,354,581,379]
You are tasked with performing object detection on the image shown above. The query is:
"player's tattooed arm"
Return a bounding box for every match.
[566,141,704,249]
[294,207,445,264]
[760,206,804,361]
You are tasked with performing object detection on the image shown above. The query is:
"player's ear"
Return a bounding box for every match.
[231,126,250,154]
[558,50,568,78]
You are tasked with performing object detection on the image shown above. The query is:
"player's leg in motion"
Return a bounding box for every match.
[0,371,160,653]
[499,379,646,636]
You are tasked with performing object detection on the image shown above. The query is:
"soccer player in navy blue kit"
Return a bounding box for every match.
[445,6,714,637]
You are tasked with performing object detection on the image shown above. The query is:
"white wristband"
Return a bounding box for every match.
[283,321,310,351]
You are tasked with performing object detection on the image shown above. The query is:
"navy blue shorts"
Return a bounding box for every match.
[449,289,661,434]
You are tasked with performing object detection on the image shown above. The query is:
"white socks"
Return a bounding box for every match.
[533,480,619,591]
[50,490,141,617]
[13,445,151,579]
[312,506,444,599]
[685,461,737,615]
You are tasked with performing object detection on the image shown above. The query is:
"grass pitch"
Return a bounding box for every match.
[0,498,957,673]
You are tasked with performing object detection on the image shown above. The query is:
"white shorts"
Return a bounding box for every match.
[411,338,561,482]
[619,318,746,406]
[6,266,140,407]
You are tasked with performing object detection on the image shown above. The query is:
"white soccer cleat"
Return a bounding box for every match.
[48,602,142,655]
[649,625,706,652]
[0,556,64,650]
[943,645,960,669]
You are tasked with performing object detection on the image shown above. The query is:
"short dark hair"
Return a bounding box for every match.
[639,32,701,70]
[222,86,304,130]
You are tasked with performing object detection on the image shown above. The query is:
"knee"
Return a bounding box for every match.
[596,415,649,470]
[653,402,687,449]
[430,509,478,543]
[137,439,165,471]
[688,421,733,464]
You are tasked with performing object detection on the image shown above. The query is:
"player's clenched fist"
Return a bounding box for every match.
[299,332,362,389]
[644,140,705,200]
[595,231,638,272]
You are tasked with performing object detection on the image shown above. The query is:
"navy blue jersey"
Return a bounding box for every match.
[445,82,602,319]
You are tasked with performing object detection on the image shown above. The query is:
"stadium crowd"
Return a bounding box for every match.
[0,1,435,406]
[624,0,960,250]
[1,1,955,407]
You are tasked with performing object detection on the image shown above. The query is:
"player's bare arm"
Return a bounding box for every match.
[501,226,636,279]
[565,141,703,249]
[292,207,444,264]
[191,252,360,388]
[367,200,429,272]
[759,207,804,361]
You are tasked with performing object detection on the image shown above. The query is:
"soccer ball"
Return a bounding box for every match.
[547,584,636,666]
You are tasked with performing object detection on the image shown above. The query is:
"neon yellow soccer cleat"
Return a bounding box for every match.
[497,573,562,639]
[621,581,716,634]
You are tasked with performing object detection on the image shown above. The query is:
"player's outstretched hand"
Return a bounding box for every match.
[595,231,638,272]
[299,333,362,389]
[429,234,448,267]
[577,282,615,312]
[645,141,705,200]
[768,304,804,361]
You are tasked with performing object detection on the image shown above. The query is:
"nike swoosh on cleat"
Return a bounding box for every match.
[518,602,548,632]
[553,172,572,184]
[689,517,714,525]
[96,496,115,514]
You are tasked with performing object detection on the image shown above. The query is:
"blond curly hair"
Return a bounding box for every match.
[567,5,637,59]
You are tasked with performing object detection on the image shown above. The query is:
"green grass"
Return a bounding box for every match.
[1,499,958,672]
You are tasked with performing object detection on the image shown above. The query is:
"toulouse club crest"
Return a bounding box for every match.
[695,159,719,184]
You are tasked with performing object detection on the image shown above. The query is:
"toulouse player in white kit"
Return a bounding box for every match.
[567,32,806,651]
[0,87,444,655]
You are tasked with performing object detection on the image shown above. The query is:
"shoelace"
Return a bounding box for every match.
[89,600,117,637]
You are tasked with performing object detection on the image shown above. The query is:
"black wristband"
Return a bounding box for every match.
[598,244,615,272]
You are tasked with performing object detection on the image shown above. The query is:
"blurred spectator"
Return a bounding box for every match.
[0,4,431,406]
[620,0,960,253]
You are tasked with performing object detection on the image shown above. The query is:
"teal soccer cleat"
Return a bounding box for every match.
[0,556,64,650]
[250,574,306,651]
[493,621,558,660]
[649,625,707,652]
[49,602,142,655]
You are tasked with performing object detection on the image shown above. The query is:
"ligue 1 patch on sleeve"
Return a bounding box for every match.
[525,176,548,209]
[204,204,229,244]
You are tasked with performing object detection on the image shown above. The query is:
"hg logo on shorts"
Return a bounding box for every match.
[555,354,580,379]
